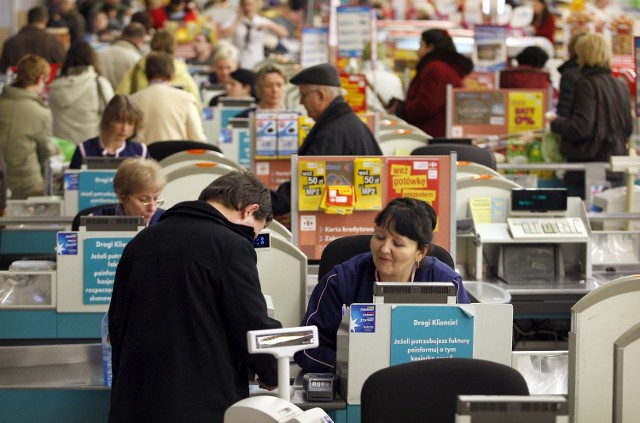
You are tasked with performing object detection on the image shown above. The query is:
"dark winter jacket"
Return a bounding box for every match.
[499,65,552,90]
[550,66,632,186]
[294,252,470,373]
[556,57,581,118]
[298,96,382,156]
[108,200,281,423]
[0,24,66,72]
[272,96,381,215]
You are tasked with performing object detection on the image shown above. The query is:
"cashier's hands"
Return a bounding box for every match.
[258,378,277,391]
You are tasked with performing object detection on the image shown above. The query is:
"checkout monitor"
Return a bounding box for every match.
[456,395,568,422]
[373,282,457,304]
[82,156,127,169]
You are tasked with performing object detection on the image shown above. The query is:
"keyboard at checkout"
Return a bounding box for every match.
[507,217,588,239]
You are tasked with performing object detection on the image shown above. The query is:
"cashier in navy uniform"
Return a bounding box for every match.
[294,198,470,373]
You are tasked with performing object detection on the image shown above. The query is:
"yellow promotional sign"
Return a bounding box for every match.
[508,91,544,134]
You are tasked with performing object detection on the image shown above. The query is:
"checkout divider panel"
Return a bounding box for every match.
[291,155,455,261]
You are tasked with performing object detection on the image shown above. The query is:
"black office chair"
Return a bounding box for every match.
[317,234,455,280]
[147,141,222,161]
[71,203,118,231]
[412,143,497,170]
[360,358,530,423]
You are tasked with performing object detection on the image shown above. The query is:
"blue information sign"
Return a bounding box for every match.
[57,232,78,255]
[390,306,474,365]
[350,304,376,333]
[78,171,118,210]
[83,237,130,304]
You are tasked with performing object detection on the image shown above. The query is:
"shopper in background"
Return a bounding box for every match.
[555,32,586,118]
[117,30,202,112]
[392,28,472,138]
[187,30,215,66]
[98,22,147,89]
[531,0,555,44]
[49,41,115,145]
[548,33,632,198]
[253,63,287,110]
[0,6,66,73]
[149,0,198,29]
[232,64,285,117]
[269,63,382,217]
[108,170,280,422]
[129,51,206,144]
[499,45,552,90]
[69,94,148,169]
[208,40,240,85]
[0,55,56,200]
[226,68,256,98]
[48,0,86,44]
[218,0,289,69]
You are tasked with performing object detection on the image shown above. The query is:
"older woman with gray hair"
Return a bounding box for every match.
[91,157,167,226]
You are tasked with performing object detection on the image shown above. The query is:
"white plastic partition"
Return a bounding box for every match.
[161,163,236,208]
[568,274,640,423]
[613,321,640,423]
[159,150,244,173]
[256,235,307,329]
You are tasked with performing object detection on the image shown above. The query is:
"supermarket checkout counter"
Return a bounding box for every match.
[0,343,347,423]
[0,216,307,341]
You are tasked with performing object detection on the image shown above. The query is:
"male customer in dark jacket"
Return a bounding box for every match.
[271,63,382,214]
[0,6,66,72]
[108,170,281,423]
[293,63,382,156]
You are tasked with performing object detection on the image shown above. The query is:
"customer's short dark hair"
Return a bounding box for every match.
[515,46,549,68]
[374,197,436,248]
[28,6,48,24]
[145,51,174,81]
[199,171,273,222]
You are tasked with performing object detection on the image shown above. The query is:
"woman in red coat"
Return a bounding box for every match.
[394,29,473,138]
[531,0,556,43]
[150,0,198,30]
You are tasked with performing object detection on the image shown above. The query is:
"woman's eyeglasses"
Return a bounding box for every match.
[130,196,165,207]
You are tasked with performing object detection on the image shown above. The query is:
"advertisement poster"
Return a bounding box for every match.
[340,73,367,113]
[386,158,440,226]
[336,6,372,59]
[472,25,508,72]
[507,91,544,133]
[300,27,329,69]
[454,91,505,125]
[295,156,453,260]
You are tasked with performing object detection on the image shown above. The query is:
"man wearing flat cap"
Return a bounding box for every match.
[291,63,382,156]
[270,63,382,215]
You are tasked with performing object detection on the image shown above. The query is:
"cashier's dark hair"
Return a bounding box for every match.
[374,198,436,248]
[199,170,273,222]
